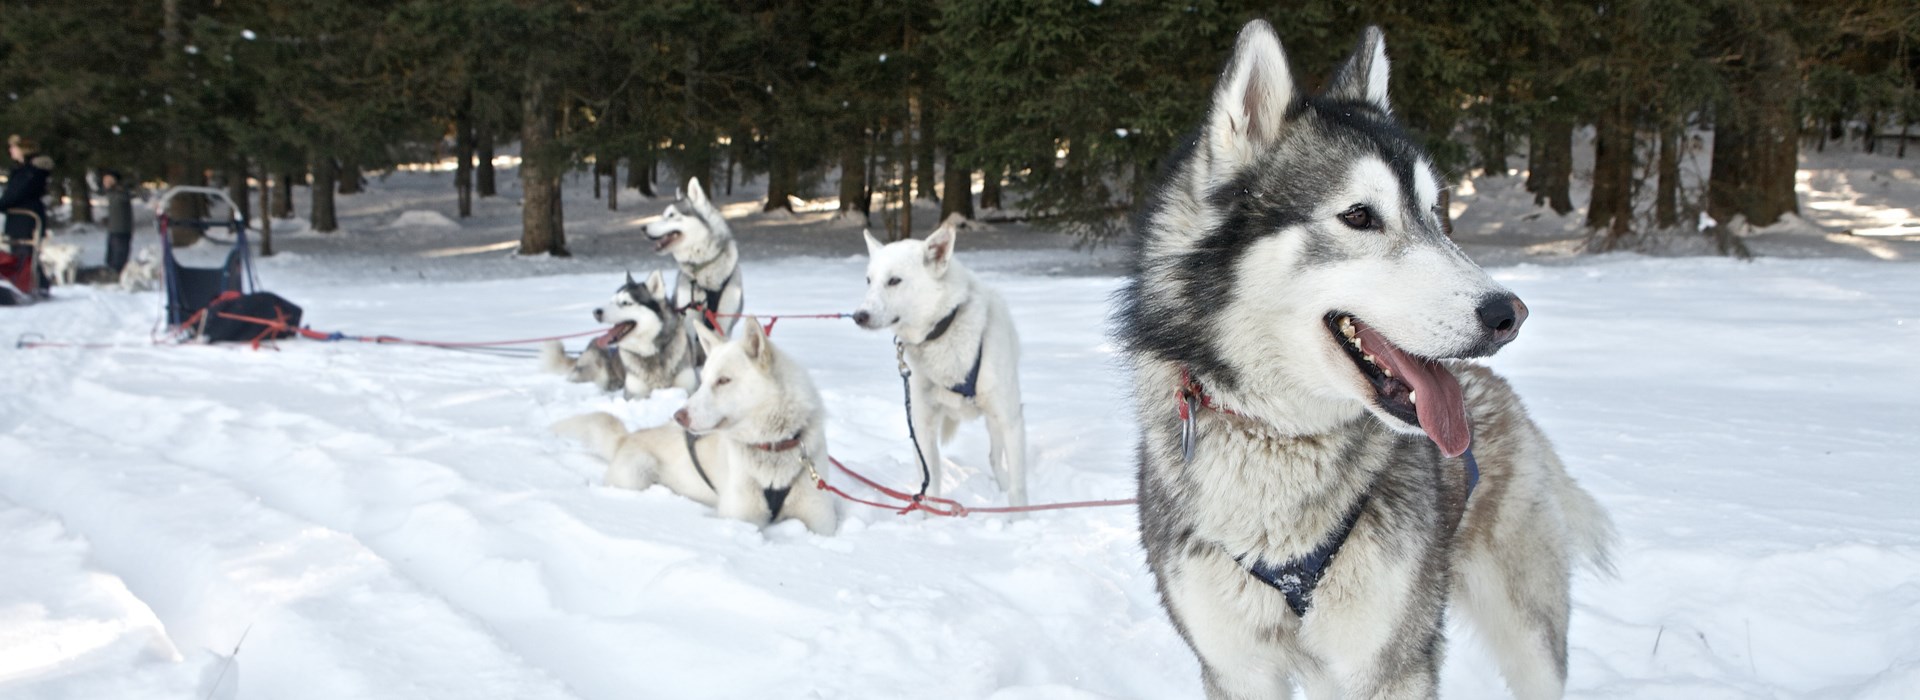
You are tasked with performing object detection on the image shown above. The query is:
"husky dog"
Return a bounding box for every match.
[1114,22,1613,699]
[554,316,837,534]
[38,241,79,287]
[853,224,1029,507]
[541,270,695,398]
[643,177,743,335]
[119,246,160,292]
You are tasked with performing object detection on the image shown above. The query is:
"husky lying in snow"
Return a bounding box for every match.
[1114,21,1614,699]
[853,223,1029,507]
[541,270,695,399]
[644,177,743,336]
[555,316,837,535]
[38,240,79,287]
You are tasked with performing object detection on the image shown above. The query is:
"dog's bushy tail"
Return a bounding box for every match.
[552,412,627,462]
[1556,476,1618,576]
[539,340,575,376]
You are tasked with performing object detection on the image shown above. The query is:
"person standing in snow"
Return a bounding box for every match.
[101,170,135,271]
[0,134,53,295]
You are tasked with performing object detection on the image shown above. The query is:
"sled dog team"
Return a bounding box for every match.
[547,177,1028,537]
[551,20,1612,700]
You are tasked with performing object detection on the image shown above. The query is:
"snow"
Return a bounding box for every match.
[387,210,461,230]
[4,153,1919,698]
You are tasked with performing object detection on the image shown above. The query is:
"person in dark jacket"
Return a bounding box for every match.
[0,135,52,295]
[101,170,135,271]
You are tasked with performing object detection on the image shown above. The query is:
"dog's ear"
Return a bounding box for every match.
[689,311,725,351]
[1325,26,1391,114]
[1207,20,1295,178]
[924,225,955,276]
[739,316,770,367]
[862,229,884,258]
[644,269,666,297]
[625,269,637,287]
[684,177,709,210]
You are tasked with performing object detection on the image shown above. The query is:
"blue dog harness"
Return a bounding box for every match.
[1181,368,1481,617]
[918,303,985,400]
[1239,450,1479,617]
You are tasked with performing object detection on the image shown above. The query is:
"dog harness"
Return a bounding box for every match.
[916,303,985,399]
[747,429,806,520]
[684,267,738,332]
[1180,367,1482,617]
[683,433,716,492]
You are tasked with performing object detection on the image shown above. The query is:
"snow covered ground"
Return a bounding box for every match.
[3,154,1918,699]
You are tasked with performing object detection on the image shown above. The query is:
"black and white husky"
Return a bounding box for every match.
[1115,21,1614,699]
[555,316,837,535]
[853,224,1029,507]
[644,177,744,335]
[541,270,694,398]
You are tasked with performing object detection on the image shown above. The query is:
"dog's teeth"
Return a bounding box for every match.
[1409,390,1417,403]
[1381,366,1394,377]
[1363,354,1376,365]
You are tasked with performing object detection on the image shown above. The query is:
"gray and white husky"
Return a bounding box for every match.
[540,270,695,398]
[643,177,744,335]
[554,315,838,535]
[1114,21,1614,699]
[853,224,1029,507]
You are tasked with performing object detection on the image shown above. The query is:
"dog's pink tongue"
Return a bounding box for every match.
[1359,326,1471,457]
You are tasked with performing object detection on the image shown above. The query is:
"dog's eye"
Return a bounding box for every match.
[713,377,731,386]
[1338,205,1379,231]
[887,277,902,287]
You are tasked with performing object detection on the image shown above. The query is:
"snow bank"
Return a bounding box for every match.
[388,210,461,230]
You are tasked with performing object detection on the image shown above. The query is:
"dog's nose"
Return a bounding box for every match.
[672,408,691,428]
[593,308,604,322]
[851,310,870,326]
[1475,294,1527,343]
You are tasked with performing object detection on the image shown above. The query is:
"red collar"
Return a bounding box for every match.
[748,430,805,453]
[1177,367,1241,420]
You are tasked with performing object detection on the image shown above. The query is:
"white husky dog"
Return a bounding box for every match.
[119,246,161,292]
[38,241,80,287]
[643,177,743,335]
[540,270,695,398]
[554,315,837,534]
[853,224,1029,507]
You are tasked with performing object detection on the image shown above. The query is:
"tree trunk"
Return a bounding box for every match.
[165,163,205,246]
[837,136,869,218]
[310,157,339,233]
[916,105,939,202]
[70,176,93,224]
[519,66,567,256]
[272,170,295,219]
[763,137,795,213]
[633,150,657,198]
[1900,121,1911,159]
[1479,109,1509,178]
[1655,125,1681,229]
[258,170,273,256]
[455,102,474,217]
[940,151,973,221]
[1707,29,1799,229]
[1586,105,1635,245]
[336,159,362,195]
[1527,119,1574,215]
[980,164,1002,211]
[226,165,250,223]
[592,159,602,200]
[605,158,618,210]
[725,136,737,196]
[476,126,497,197]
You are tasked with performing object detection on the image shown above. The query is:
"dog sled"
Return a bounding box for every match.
[0,206,44,305]
[155,186,303,342]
